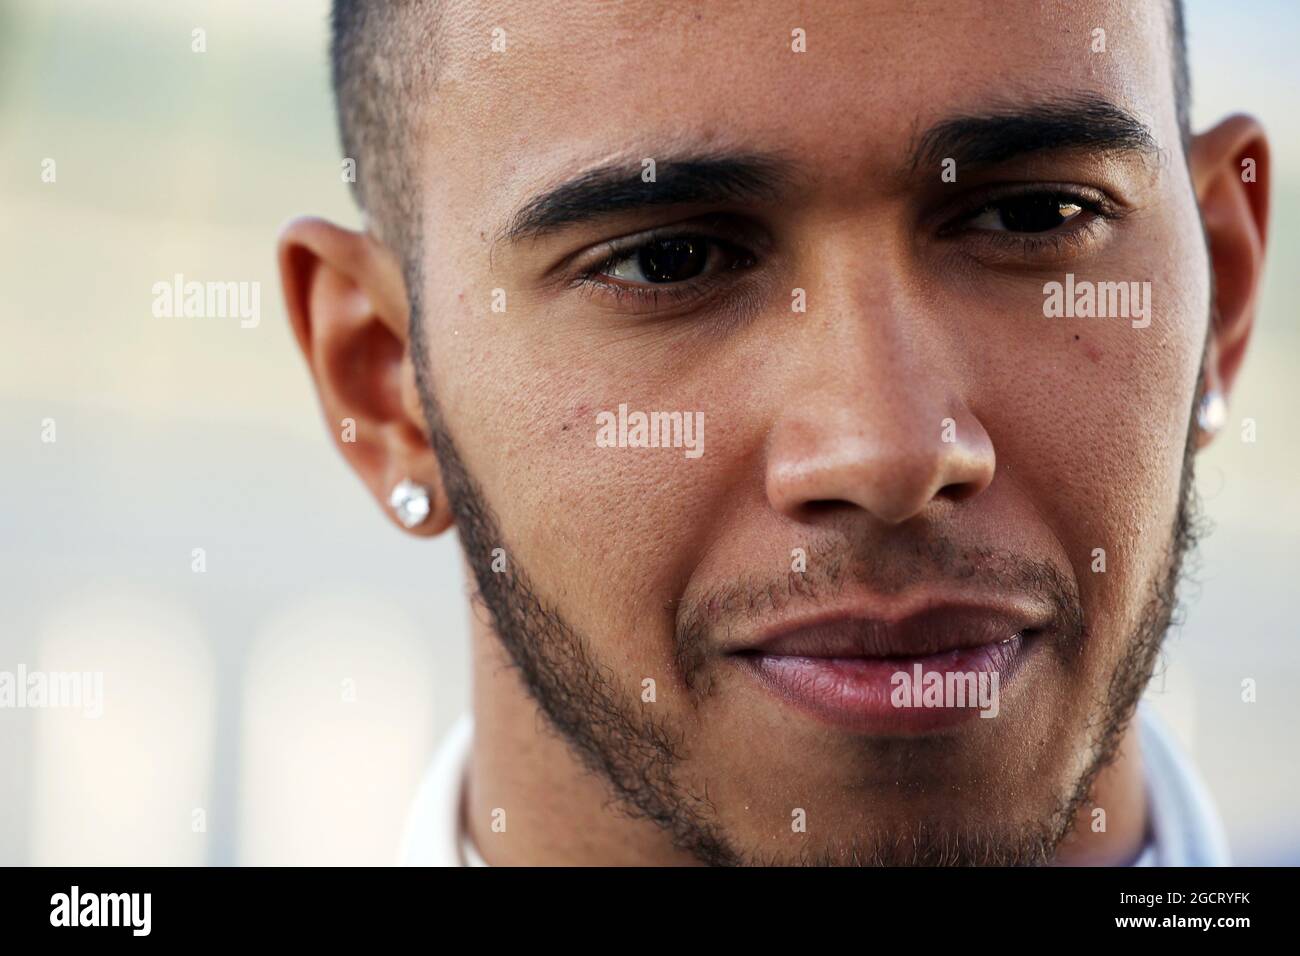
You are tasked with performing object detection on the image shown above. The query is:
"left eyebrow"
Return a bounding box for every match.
[908,95,1161,173]
[499,152,792,243]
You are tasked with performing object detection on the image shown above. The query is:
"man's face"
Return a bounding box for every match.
[412,0,1208,863]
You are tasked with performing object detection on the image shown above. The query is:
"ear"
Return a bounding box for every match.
[276,217,452,536]
[1188,114,1270,448]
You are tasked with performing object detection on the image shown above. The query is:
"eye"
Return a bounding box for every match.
[599,235,754,286]
[964,193,1089,234]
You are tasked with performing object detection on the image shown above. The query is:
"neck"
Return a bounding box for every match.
[1052,718,1150,865]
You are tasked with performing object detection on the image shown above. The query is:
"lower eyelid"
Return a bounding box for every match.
[575,272,720,305]
[573,259,764,316]
[968,210,1100,239]
[958,216,1108,261]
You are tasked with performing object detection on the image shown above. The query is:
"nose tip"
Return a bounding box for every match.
[766,415,996,526]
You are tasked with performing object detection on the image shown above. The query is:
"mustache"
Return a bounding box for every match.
[671,533,1086,687]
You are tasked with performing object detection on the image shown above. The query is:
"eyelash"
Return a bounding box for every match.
[571,187,1117,307]
[941,186,1116,257]
[573,233,755,309]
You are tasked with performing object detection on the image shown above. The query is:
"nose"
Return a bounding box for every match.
[765,372,995,527]
[767,411,995,525]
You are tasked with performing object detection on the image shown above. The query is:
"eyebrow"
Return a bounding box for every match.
[499,152,791,243]
[498,98,1156,244]
[908,95,1161,173]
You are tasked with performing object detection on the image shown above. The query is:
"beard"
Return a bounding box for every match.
[415,372,1204,866]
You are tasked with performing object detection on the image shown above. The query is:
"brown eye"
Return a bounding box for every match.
[603,236,751,285]
[969,195,1085,233]
[636,238,707,282]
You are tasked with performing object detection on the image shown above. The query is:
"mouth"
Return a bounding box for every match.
[728,602,1051,735]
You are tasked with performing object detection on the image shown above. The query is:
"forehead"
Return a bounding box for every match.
[421,0,1176,230]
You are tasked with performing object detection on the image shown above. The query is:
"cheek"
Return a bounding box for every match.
[992,255,1206,641]
[425,311,741,667]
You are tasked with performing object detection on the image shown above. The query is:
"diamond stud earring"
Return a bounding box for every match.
[388,479,432,529]
[1196,389,1227,435]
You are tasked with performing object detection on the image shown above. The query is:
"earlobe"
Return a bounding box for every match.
[1188,115,1270,407]
[1193,340,1227,451]
[276,217,454,537]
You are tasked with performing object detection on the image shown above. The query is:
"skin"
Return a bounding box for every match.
[278,0,1269,865]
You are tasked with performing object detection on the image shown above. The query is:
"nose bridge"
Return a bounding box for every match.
[766,240,994,525]
[807,243,946,435]
[806,215,924,360]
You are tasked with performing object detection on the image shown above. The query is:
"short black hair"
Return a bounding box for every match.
[330,0,445,260]
[330,0,1191,267]
[1170,0,1191,144]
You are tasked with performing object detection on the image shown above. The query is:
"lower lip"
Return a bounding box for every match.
[737,635,1036,735]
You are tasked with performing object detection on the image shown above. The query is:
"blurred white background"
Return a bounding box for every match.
[0,0,1296,865]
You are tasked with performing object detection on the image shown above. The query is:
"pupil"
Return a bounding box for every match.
[639,238,706,283]
[1000,196,1075,233]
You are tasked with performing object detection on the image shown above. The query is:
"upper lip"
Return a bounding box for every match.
[731,596,1054,660]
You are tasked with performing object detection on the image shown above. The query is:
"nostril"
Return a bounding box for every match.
[937,479,984,504]
[803,498,855,516]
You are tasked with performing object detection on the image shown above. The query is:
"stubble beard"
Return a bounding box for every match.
[415,359,1203,866]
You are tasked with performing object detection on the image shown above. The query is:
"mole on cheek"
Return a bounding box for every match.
[564,403,592,433]
[1073,335,1103,365]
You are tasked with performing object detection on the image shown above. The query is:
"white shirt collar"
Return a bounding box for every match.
[1133,704,1231,865]
[396,714,482,866]
[398,704,1229,866]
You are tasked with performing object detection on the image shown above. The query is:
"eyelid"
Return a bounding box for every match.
[938,182,1122,236]
[588,233,752,287]
[553,213,770,279]
[564,231,764,319]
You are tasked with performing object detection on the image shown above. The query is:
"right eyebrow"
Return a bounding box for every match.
[498,152,793,244]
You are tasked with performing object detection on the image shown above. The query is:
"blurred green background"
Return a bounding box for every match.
[0,0,1296,864]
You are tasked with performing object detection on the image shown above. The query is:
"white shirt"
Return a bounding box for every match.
[397,703,1230,867]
